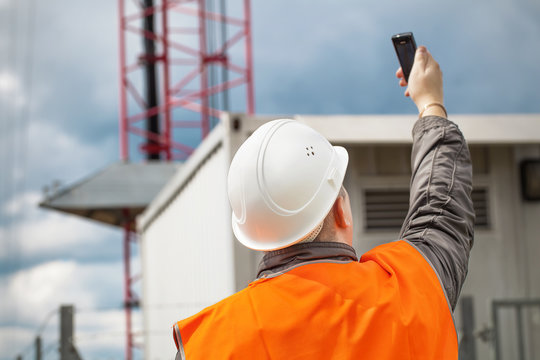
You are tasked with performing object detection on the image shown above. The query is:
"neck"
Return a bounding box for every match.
[258,241,358,279]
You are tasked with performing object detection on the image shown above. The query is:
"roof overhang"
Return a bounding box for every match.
[40,161,181,229]
[292,114,540,145]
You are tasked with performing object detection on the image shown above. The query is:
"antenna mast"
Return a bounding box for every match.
[117,0,254,358]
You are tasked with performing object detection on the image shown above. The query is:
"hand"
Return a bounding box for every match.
[396,46,444,116]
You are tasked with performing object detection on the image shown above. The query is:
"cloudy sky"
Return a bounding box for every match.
[1,0,539,359]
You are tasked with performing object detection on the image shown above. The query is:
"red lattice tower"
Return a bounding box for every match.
[117,0,254,358]
[118,0,254,161]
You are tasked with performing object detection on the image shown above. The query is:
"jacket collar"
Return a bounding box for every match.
[257,241,358,279]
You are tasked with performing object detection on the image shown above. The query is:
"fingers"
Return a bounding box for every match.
[405,45,444,109]
[397,46,432,94]
[396,67,408,87]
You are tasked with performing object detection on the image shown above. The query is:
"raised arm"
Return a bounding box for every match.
[397,47,475,310]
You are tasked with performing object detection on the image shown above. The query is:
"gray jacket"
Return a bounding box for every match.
[258,115,475,310]
[400,115,475,309]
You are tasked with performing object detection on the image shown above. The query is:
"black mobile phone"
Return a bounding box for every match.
[392,32,417,82]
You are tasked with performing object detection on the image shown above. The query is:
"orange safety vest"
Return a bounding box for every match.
[174,240,457,359]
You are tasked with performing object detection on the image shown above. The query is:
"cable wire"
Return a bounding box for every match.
[3,2,37,355]
[41,341,59,360]
[12,307,58,360]
[1,0,23,355]
[36,308,59,336]
[16,341,35,360]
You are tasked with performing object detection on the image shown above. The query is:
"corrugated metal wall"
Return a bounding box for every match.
[141,144,234,360]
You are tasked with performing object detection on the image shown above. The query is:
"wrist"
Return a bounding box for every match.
[419,102,447,118]
[415,96,443,112]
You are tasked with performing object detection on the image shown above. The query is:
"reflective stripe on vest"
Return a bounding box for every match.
[173,323,186,360]
[174,240,457,359]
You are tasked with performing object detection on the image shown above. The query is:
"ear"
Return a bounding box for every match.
[333,195,351,228]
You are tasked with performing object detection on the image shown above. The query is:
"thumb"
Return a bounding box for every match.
[414,46,428,71]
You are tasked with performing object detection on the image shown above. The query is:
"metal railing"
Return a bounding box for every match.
[492,299,540,360]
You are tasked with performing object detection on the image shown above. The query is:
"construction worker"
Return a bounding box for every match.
[172,45,474,359]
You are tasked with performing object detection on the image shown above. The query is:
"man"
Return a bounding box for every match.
[172,46,474,359]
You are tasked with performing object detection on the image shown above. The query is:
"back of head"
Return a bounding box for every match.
[227,119,348,251]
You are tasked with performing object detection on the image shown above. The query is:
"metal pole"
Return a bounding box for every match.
[219,0,229,114]
[118,0,128,161]
[161,0,172,160]
[492,302,500,360]
[35,336,42,360]
[243,0,254,115]
[123,217,133,360]
[198,0,210,138]
[458,296,477,360]
[143,0,161,160]
[516,305,525,360]
[60,305,73,360]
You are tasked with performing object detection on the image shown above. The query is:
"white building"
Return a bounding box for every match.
[138,113,540,360]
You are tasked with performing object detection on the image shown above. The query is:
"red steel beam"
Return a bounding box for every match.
[197,0,209,138]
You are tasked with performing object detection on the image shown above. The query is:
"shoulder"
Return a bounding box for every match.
[361,240,452,311]
[360,240,441,293]
[360,240,426,271]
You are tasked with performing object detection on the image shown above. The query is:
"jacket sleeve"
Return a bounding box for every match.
[399,116,475,310]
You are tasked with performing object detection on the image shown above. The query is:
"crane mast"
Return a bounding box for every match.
[117,0,254,358]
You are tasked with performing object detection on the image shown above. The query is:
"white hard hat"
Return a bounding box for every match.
[227,119,349,251]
